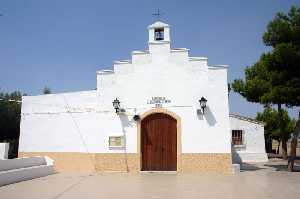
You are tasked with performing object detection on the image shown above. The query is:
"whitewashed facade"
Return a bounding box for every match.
[18,21,266,173]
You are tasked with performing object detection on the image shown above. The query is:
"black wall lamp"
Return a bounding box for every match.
[112,98,121,113]
[199,97,207,114]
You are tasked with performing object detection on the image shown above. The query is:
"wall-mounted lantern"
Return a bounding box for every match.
[199,97,207,114]
[112,98,121,113]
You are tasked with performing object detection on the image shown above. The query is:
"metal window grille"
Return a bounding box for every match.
[232,130,243,145]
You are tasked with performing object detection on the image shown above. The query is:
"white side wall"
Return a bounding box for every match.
[19,91,102,153]
[230,116,268,163]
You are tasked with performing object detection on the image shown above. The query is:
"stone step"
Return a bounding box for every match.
[0,156,54,187]
[0,156,48,172]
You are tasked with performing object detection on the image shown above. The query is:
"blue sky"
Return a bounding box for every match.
[0,0,299,118]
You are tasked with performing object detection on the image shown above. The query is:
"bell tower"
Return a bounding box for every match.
[148,21,170,43]
[148,21,171,54]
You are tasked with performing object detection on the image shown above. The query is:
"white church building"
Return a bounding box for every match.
[19,21,268,173]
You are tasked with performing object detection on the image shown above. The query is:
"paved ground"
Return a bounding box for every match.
[1,159,300,199]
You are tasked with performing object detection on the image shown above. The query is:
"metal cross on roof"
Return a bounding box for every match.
[152,8,165,20]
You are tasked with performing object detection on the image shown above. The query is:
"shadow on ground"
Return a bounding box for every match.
[263,163,300,172]
[239,158,300,172]
[240,163,266,172]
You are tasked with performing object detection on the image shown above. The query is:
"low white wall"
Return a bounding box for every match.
[0,143,9,159]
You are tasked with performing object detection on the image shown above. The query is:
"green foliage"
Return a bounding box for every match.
[256,106,295,140]
[0,91,22,141]
[0,91,22,158]
[263,6,300,47]
[232,62,270,103]
[232,6,300,107]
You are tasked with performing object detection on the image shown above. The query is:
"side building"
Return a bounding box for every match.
[230,114,268,163]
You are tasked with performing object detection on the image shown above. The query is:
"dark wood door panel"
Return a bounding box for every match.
[141,113,177,171]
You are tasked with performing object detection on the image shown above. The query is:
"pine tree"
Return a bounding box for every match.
[232,6,300,165]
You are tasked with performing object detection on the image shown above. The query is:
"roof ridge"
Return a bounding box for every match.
[229,113,265,125]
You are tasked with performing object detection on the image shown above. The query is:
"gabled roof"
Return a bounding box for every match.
[229,113,265,126]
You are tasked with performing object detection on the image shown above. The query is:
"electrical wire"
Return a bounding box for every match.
[21,105,193,115]
[61,94,96,172]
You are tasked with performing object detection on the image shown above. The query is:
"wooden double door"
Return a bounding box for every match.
[141,113,177,171]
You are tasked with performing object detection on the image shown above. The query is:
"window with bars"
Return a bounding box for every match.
[232,130,243,145]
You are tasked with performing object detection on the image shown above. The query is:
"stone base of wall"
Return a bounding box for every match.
[94,153,139,173]
[19,152,96,172]
[180,153,232,174]
[19,152,232,174]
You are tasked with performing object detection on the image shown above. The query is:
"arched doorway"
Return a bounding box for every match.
[141,113,177,171]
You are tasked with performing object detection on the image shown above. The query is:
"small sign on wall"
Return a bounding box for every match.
[147,97,171,108]
[108,136,125,148]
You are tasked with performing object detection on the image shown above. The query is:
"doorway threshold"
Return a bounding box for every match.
[140,171,177,175]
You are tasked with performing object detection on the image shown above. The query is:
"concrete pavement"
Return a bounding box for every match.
[0,160,300,199]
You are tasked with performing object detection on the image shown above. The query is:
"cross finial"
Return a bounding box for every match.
[152,8,164,21]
